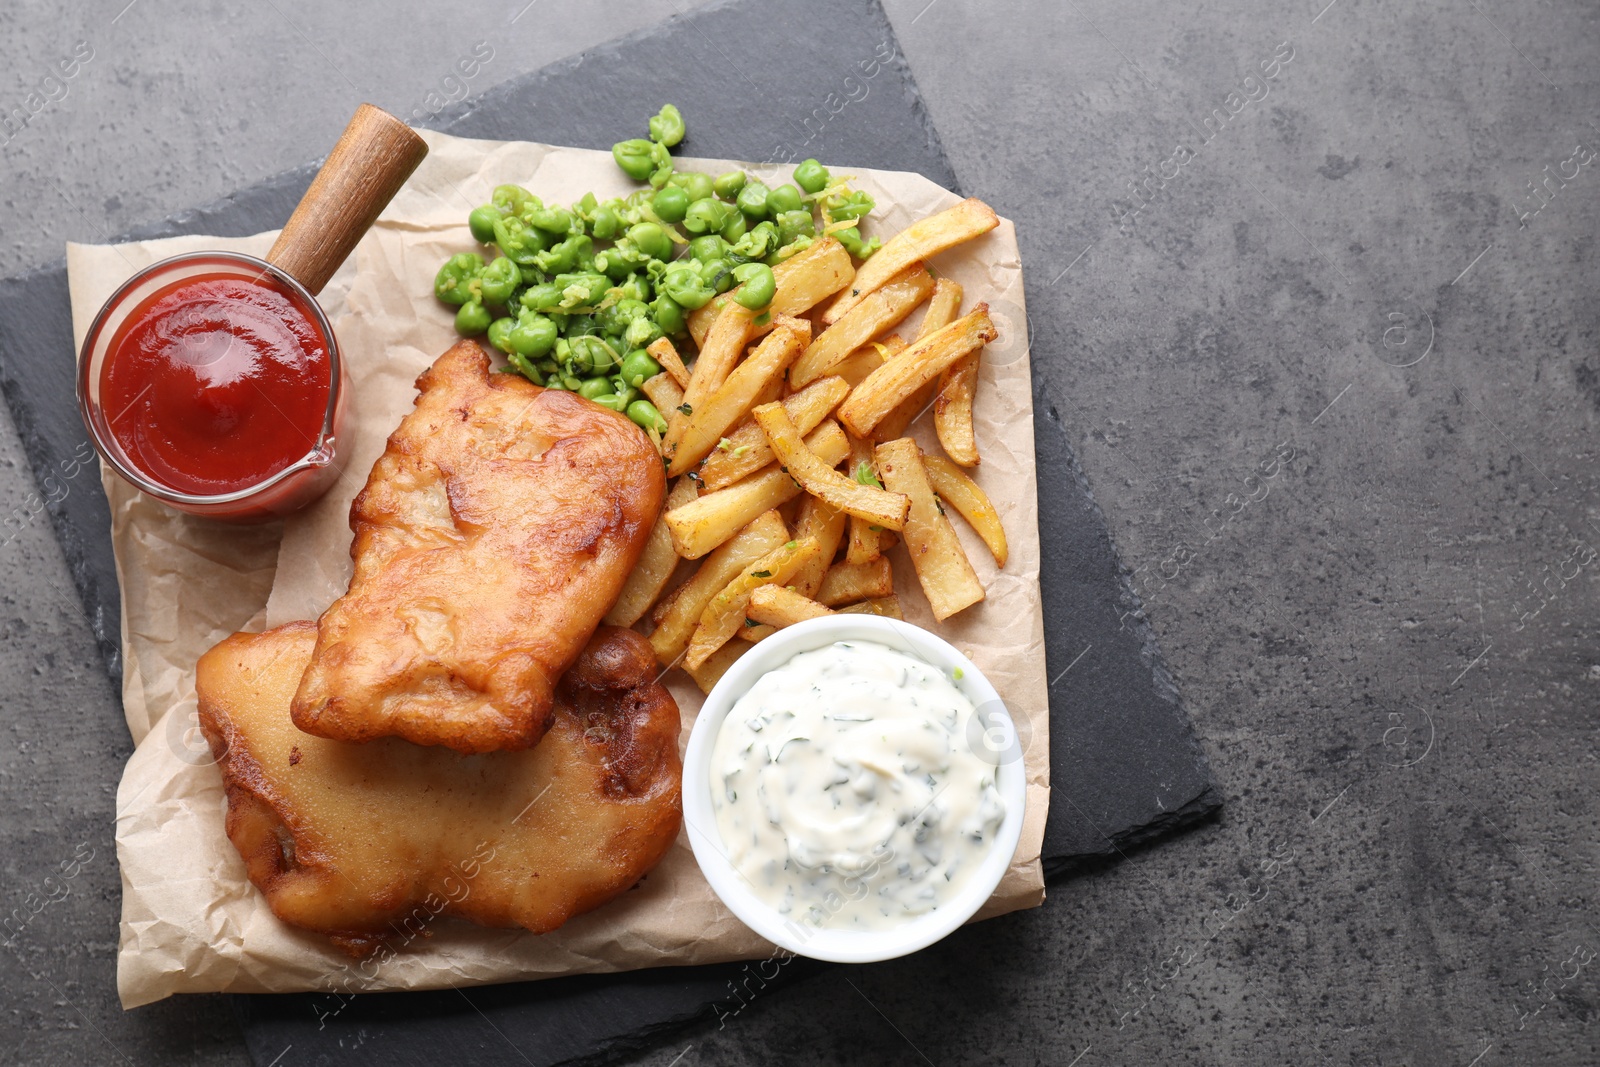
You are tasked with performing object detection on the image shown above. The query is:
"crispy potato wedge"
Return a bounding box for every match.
[641,372,684,422]
[838,306,996,439]
[746,584,834,629]
[819,198,999,325]
[649,510,788,666]
[665,421,848,559]
[845,433,885,566]
[684,537,814,670]
[646,337,692,389]
[837,595,904,620]
[686,639,747,694]
[667,319,808,476]
[816,558,895,607]
[687,236,854,347]
[791,495,847,600]
[933,353,980,465]
[875,437,985,620]
[649,583,683,628]
[875,278,964,442]
[830,334,908,388]
[791,265,935,387]
[604,477,701,627]
[923,455,1008,568]
[753,403,909,530]
[699,376,849,491]
[663,301,754,459]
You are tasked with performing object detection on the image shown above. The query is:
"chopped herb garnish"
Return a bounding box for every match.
[677,403,693,416]
[752,570,772,579]
[853,462,883,490]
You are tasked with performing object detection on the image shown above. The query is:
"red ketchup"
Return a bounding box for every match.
[99,273,331,496]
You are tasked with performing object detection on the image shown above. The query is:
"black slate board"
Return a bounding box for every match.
[0,0,1220,1062]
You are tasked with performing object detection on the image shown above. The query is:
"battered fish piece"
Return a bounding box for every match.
[292,341,665,753]
[198,622,683,955]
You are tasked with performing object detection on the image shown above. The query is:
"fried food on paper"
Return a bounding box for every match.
[291,341,664,754]
[198,623,682,957]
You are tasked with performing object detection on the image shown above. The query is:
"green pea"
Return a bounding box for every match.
[824,189,875,221]
[592,393,630,413]
[520,282,562,311]
[434,252,484,306]
[456,300,491,335]
[701,258,736,293]
[529,205,573,235]
[477,257,521,304]
[492,184,540,219]
[507,312,557,358]
[468,205,503,244]
[588,201,624,241]
[627,399,668,434]
[652,293,686,337]
[670,171,715,204]
[713,170,748,200]
[731,262,776,310]
[736,180,770,219]
[505,350,545,386]
[577,377,614,400]
[652,185,691,224]
[689,235,728,262]
[731,220,780,260]
[648,104,686,148]
[835,226,882,260]
[612,138,656,181]
[720,210,748,244]
[767,184,804,214]
[486,316,515,353]
[661,264,715,309]
[619,350,663,388]
[683,197,730,235]
[569,334,621,376]
[793,159,830,194]
[774,209,815,247]
[647,141,675,188]
[627,222,674,263]
[492,216,552,267]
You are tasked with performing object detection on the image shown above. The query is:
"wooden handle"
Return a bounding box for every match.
[267,104,428,295]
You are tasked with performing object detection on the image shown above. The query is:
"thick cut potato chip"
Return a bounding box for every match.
[662,301,754,459]
[664,421,848,559]
[837,595,904,620]
[933,352,980,465]
[641,372,684,422]
[667,320,808,477]
[649,510,788,666]
[605,477,700,627]
[923,455,1008,568]
[816,558,895,607]
[830,334,907,387]
[699,377,849,491]
[875,437,985,621]
[838,307,996,439]
[746,585,834,629]
[790,265,935,388]
[686,639,747,694]
[819,198,999,325]
[752,403,909,530]
[845,433,886,566]
[874,278,964,442]
[646,337,692,389]
[687,237,854,347]
[684,537,814,670]
[791,495,847,600]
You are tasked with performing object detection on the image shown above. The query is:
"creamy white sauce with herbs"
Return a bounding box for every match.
[709,640,1006,932]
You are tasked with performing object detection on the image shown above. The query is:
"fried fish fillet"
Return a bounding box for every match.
[198,622,683,955]
[291,340,665,754]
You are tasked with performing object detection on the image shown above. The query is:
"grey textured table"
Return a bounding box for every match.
[2,2,1597,1066]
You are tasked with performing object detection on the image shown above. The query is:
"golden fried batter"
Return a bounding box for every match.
[291,341,665,753]
[198,622,683,955]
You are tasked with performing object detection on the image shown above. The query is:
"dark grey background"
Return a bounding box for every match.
[2,1,1596,1066]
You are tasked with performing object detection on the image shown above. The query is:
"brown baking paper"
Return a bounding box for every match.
[67,129,1048,1009]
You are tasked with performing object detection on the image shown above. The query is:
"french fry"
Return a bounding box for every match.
[845,433,885,565]
[875,278,964,442]
[699,376,849,491]
[686,639,747,694]
[933,354,980,465]
[746,584,834,629]
[752,403,909,530]
[838,595,904,620]
[687,236,854,347]
[838,306,996,439]
[662,301,754,459]
[923,455,1007,567]
[649,583,683,627]
[649,510,788,666]
[667,319,809,476]
[816,558,895,607]
[684,537,814,670]
[641,372,684,421]
[604,477,701,627]
[790,495,847,599]
[819,198,999,325]
[791,265,935,388]
[646,336,692,389]
[875,437,985,620]
[830,334,908,387]
[665,421,848,559]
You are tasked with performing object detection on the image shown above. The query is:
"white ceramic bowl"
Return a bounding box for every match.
[682,614,1027,964]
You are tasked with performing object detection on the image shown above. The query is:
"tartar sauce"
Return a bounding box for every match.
[709,640,1006,932]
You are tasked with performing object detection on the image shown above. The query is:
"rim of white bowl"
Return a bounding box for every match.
[682,615,1029,964]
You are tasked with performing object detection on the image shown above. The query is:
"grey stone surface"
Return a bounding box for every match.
[2,2,1597,1067]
